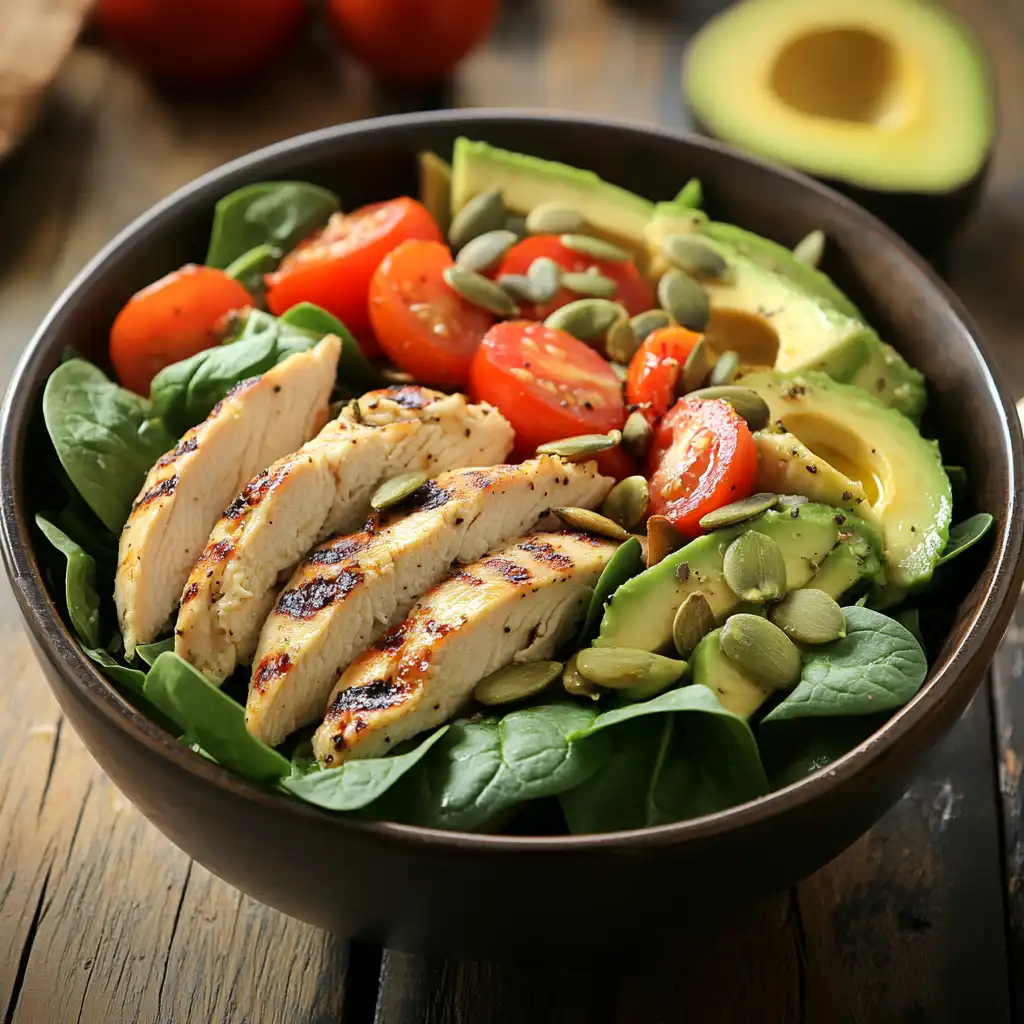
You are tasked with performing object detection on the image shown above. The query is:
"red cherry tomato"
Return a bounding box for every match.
[647,398,757,537]
[469,321,627,458]
[94,0,306,88]
[369,240,493,387]
[109,265,251,395]
[626,326,704,422]
[326,0,499,85]
[266,198,443,340]
[495,236,654,320]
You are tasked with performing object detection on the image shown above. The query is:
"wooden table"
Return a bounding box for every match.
[1,2,1023,1020]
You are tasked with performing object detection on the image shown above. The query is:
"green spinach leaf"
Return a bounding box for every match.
[936,512,994,567]
[205,182,339,269]
[143,652,289,781]
[35,514,101,649]
[579,536,644,643]
[43,359,173,533]
[762,606,927,725]
[83,646,146,696]
[279,303,383,391]
[135,638,175,667]
[224,243,282,299]
[282,727,450,811]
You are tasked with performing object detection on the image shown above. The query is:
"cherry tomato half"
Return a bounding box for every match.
[266,198,443,340]
[647,398,757,537]
[369,240,494,387]
[495,236,654,321]
[470,321,627,458]
[109,265,251,395]
[626,326,703,423]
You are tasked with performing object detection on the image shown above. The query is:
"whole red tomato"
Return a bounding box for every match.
[327,0,499,85]
[94,0,306,88]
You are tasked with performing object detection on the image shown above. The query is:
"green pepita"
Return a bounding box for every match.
[708,350,740,387]
[455,229,518,274]
[551,506,630,541]
[505,214,528,239]
[560,234,630,261]
[443,266,520,317]
[536,432,620,462]
[769,589,846,644]
[544,298,627,343]
[629,309,673,343]
[562,652,601,701]
[448,190,506,251]
[699,492,778,530]
[723,531,787,603]
[720,613,802,690]
[602,476,649,530]
[576,647,686,699]
[672,592,715,660]
[657,269,710,332]
[497,273,542,304]
[660,234,729,279]
[562,270,619,299]
[793,229,826,268]
[646,514,684,567]
[527,257,563,303]
[680,337,713,394]
[605,316,639,364]
[622,410,653,459]
[684,386,771,431]
[474,661,562,706]
[526,202,587,235]
[370,471,428,510]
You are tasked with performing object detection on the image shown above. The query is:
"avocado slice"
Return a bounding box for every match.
[450,138,655,249]
[847,341,927,423]
[692,628,770,718]
[741,371,952,590]
[684,0,993,197]
[597,503,878,653]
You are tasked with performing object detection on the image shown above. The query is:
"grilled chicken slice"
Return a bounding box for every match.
[247,455,612,746]
[115,337,340,655]
[174,386,513,684]
[312,530,617,765]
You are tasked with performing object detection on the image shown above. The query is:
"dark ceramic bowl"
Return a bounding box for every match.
[2,111,1022,958]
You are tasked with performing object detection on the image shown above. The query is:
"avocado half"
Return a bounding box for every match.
[685,0,994,254]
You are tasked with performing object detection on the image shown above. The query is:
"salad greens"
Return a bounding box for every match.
[35,514,101,650]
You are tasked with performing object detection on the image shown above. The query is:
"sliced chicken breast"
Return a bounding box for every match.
[174,386,513,684]
[312,530,618,765]
[247,455,613,746]
[115,337,340,655]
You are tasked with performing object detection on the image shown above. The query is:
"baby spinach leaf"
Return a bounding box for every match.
[371,703,608,831]
[936,512,994,567]
[135,638,175,667]
[579,536,644,643]
[205,182,339,269]
[35,514,101,649]
[83,646,147,697]
[224,243,282,300]
[282,727,450,811]
[279,303,382,392]
[143,652,289,782]
[762,606,927,725]
[893,607,926,650]
[43,360,174,533]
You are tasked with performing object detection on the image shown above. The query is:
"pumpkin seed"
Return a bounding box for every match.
[699,492,778,530]
[576,647,686,698]
[505,214,528,239]
[527,256,563,303]
[455,229,517,274]
[551,506,630,541]
[544,298,627,343]
[497,273,541,303]
[708,350,740,387]
[602,476,649,530]
[685,385,771,431]
[371,471,428,510]
[769,589,846,644]
[657,269,710,331]
[562,270,619,299]
[720,613,802,690]
[537,432,620,461]
[443,266,520,317]
[560,234,630,261]
[774,494,808,509]
[605,316,639,363]
[723,532,787,603]
[646,514,684,567]
[622,410,653,459]
[672,592,715,659]
[474,661,562,706]
[562,652,601,701]
[680,337,713,394]
[448,190,506,251]
[610,361,629,383]
[418,151,452,235]
[793,229,825,268]
[526,201,587,235]
[660,234,729,279]
[630,309,673,343]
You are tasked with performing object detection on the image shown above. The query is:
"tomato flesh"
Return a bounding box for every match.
[266,197,443,341]
[369,240,493,387]
[626,326,703,423]
[469,321,626,457]
[647,398,757,536]
[109,264,251,395]
[495,236,654,320]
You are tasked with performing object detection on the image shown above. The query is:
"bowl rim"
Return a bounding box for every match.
[3,107,1022,853]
